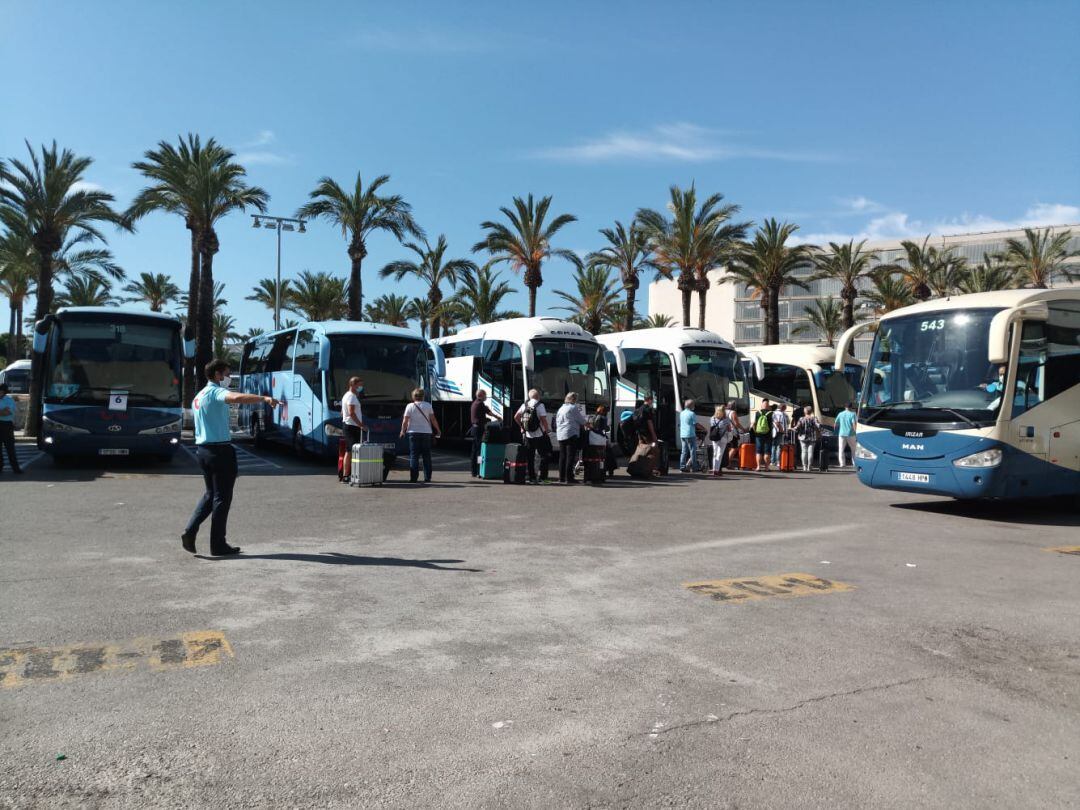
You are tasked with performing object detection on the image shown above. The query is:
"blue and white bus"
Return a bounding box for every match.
[237,321,443,458]
[35,307,189,461]
[835,289,1080,500]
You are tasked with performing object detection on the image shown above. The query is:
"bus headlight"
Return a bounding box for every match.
[324,424,343,437]
[139,419,183,435]
[953,448,1002,468]
[42,416,90,434]
[855,442,876,460]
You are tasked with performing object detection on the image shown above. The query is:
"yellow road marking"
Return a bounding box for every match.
[1046,546,1080,556]
[0,630,232,688]
[684,573,855,604]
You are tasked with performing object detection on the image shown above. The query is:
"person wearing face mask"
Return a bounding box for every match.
[182,359,278,557]
[981,365,1008,395]
[340,376,366,482]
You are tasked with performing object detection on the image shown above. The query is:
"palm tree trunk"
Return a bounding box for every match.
[196,231,218,389]
[348,240,367,320]
[429,286,441,340]
[697,287,707,330]
[184,227,200,407]
[766,285,781,344]
[7,304,15,361]
[841,289,855,331]
[680,288,692,327]
[624,285,636,332]
[528,285,537,318]
[26,249,57,437]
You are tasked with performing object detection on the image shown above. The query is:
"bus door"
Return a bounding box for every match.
[291,330,320,443]
[658,365,678,447]
[265,330,296,438]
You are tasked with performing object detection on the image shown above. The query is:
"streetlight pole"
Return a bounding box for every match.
[252,215,306,330]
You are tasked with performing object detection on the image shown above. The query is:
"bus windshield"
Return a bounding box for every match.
[328,335,426,402]
[813,363,863,418]
[681,348,747,413]
[532,339,608,405]
[46,319,180,406]
[862,308,1006,424]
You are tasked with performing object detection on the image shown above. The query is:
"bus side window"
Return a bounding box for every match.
[265,332,294,373]
[294,331,320,400]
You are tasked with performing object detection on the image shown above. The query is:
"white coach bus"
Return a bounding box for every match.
[835,288,1080,500]
[596,327,749,451]
[432,317,609,439]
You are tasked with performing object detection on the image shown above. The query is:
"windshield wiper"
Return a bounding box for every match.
[923,406,980,428]
[860,401,922,424]
[59,386,123,402]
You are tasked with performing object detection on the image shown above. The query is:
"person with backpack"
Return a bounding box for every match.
[794,405,822,472]
[634,395,658,445]
[708,404,734,477]
[514,387,551,483]
[752,398,774,471]
[770,403,790,467]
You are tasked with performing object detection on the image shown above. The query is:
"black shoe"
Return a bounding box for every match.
[181,532,197,554]
[212,545,242,556]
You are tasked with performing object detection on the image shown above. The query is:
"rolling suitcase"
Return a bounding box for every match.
[582,432,606,484]
[480,442,506,480]
[779,443,796,472]
[653,439,669,475]
[626,442,657,479]
[739,441,757,470]
[337,438,349,480]
[503,442,528,484]
[349,430,384,487]
[482,422,508,444]
[817,438,830,472]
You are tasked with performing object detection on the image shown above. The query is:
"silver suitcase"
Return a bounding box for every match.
[349,431,384,487]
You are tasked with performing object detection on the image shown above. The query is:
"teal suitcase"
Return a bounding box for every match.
[480,443,506,479]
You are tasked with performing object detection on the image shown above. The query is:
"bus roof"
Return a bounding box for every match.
[596,327,736,353]
[438,317,597,345]
[740,343,862,367]
[877,288,1080,321]
[252,320,425,343]
[55,306,181,323]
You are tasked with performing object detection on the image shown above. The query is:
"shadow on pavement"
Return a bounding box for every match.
[196,551,483,571]
[890,498,1080,527]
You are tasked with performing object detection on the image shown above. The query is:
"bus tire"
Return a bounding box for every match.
[291,420,305,458]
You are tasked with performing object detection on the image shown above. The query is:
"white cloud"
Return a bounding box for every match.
[235,150,289,166]
[244,130,276,148]
[796,202,1080,246]
[531,123,835,164]
[70,180,105,193]
[838,195,885,214]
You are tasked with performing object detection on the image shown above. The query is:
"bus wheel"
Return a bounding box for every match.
[252,416,266,448]
[291,421,305,458]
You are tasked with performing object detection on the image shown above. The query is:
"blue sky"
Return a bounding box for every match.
[3,0,1078,333]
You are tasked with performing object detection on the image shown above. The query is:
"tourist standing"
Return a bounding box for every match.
[340,376,365,482]
[0,383,22,474]
[770,403,790,467]
[555,392,587,484]
[708,404,733,477]
[752,398,774,471]
[514,388,551,483]
[400,388,441,484]
[470,389,495,478]
[678,399,699,472]
[835,402,857,467]
[794,405,821,473]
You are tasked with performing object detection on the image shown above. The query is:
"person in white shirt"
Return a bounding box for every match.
[339,376,365,482]
[514,387,551,482]
[400,387,441,483]
[770,403,790,467]
[555,392,588,484]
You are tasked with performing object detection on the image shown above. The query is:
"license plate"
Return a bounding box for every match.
[99,448,130,456]
[897,471,929,483]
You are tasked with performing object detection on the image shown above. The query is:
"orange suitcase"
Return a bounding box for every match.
[779,443,795,472]
[739,442,757,470]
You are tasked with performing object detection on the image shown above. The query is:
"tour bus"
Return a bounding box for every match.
[0,359,31,393]
[596,327,749,453]
[34,307,190,461]
[237,321,443,458]
[834,289,1080,500]
[432,317,609,439]
[739,343,864,429]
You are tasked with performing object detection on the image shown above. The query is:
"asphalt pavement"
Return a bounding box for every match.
[1,439,1078,808]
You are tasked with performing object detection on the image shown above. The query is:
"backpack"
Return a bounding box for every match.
[708,416,731,442]
[522,401,540,432]
[753,410,772,435]
[633,405,651,435]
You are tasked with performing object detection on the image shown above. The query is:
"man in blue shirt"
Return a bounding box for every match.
[834,402,857,468]
[678,399,699,473]
[183,359,278,556]
[0,383,22,474]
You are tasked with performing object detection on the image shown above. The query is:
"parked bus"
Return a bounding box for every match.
[834,289,1080,500]
[739,343,864,429]
[433,317,609,439]
[596,327,749,453]
[237,321,442,458]
[0,359,31,394]
[34,307,189,461]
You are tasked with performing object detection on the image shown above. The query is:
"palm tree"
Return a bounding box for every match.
[724,219,814,345]
[0,141,126,435]
[586,221,656,331]
[810,239,879,330]
[364,293,411,327]
[551,265,621,335]
[127,135,268,393]
[242,327,265,341]
[641,313,677,328]
[863,272,916,316]
[881,236,963,301]
[296,173,422,321]
[54,275,114,308]
[123,272,180,311]
[179,281,227,322]
[287,270,348,322]
[1002,227,1078,288]
[53,231,124,286]
[0,227,35,360]
[956,253,1016,294]
[378,234,476,339]
[406,296,437,338]
[473,194,579,317]
[448,265,521,325]
[212,312,239,357]
[245,277,293,319]
[791,297,844,347]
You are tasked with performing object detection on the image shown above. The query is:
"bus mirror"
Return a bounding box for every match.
[673,349,689,377]
[183,337,196,360]
[32,315,53,354]
[613,347,627,377]
[740,351,764,381]
[522,341,535,373]
[317,341,331,371]
[427,340,446,377]
[988,303,1048,364]
[834,322,873,370]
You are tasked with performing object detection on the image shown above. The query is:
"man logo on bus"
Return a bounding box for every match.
[902,443,925,451]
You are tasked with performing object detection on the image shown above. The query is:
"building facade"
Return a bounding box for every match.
[648,224,1080,359]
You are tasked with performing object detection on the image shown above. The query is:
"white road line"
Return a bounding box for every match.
[641,524,865,558]
[14,445,43,470]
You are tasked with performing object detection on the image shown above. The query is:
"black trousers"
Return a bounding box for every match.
[525,435,550,481]
[0,422,20,472]
[558,436,580,482]
[470,425,484,476]
[186,444,238,553]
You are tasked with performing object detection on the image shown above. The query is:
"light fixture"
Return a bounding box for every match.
[298,222,306,233]
[264,221,276,229]
[252,217,261,228]
[282,223,294,232]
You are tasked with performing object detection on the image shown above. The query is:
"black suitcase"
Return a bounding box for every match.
[654,439,670,475]
[482,421,508,443]
[582,444,605,484]
[817,438,830,472]
[503,442,528,484]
